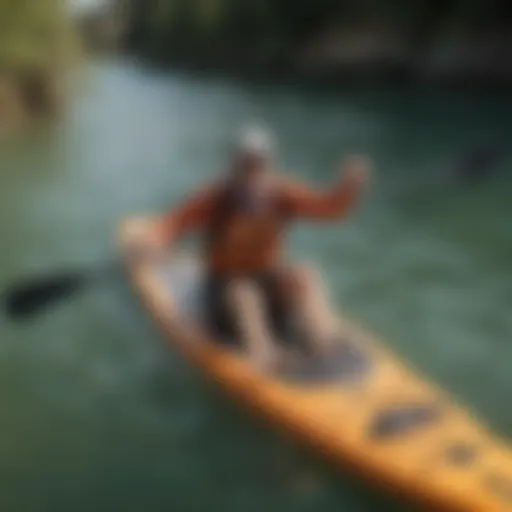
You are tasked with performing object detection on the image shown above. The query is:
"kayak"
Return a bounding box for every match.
[120,217,512,512]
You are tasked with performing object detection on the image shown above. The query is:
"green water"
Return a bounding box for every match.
[1,58,512,511]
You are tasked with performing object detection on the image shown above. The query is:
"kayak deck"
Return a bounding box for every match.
[122,218,512,512]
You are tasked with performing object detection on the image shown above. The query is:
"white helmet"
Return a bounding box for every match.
[235,124,275,158]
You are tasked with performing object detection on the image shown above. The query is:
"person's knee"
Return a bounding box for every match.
[224,278,262,307]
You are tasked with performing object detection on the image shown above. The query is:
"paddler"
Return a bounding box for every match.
[150,125,372,371]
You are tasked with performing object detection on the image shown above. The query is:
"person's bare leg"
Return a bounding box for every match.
[224,278,280,371]
[286,265,340,357]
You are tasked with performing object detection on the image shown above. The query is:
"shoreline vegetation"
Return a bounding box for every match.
[124,0,512,90]
[2,0,511,135]
[0,0,81,135]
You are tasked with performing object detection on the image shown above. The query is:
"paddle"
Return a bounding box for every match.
[3,261,120,320]
[3,216,161,321]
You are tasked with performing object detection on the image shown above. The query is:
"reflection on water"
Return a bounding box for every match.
[1,58,511,511]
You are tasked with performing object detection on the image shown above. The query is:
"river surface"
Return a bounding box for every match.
[1,58,512,511]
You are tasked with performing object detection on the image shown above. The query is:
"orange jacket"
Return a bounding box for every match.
[161,175,363,274]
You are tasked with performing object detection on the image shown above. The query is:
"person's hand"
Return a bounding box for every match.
[338,154,373,189]
[147,219,169,253]
[123,217,168,263]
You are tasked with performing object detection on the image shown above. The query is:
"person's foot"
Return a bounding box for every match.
[251,345,303,374]
[277,345,307,370]
[307,329,347,360]
[251,348,281,373]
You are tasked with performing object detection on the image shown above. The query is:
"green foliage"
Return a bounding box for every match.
[128,0,512,58]
[0,0,80,73]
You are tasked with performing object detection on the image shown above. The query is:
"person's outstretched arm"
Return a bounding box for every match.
[281,155,372,221]
[157,183,221,249]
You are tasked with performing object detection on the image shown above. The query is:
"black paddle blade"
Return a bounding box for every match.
[3,272,87,320]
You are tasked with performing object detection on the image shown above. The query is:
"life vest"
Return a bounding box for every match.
[204,179,289,275]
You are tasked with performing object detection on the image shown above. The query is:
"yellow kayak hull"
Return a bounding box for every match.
[120,217,512,512]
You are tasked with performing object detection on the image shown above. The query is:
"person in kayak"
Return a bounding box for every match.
[152,126,372,371]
